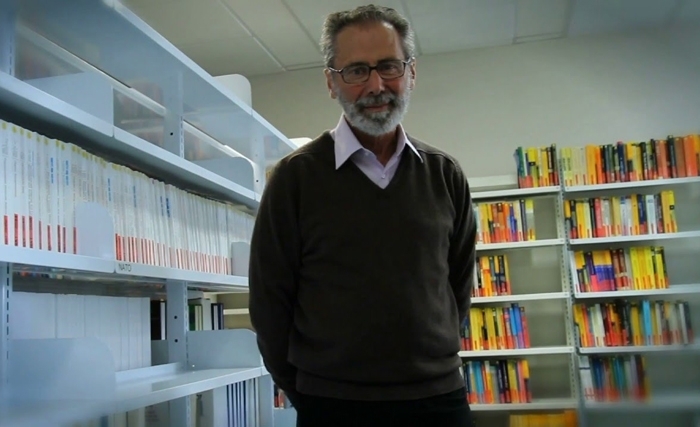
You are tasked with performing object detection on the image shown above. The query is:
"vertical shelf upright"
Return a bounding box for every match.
[0,0,14,405]
[0,262,9,398]
[555,185,586,427]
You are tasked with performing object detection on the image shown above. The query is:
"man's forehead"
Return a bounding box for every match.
[334,21,402,64]
[336,20,396,40]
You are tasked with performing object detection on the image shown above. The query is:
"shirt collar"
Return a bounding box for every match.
[330,114,422,169]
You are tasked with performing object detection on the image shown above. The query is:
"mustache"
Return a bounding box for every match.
[355,92,396,109]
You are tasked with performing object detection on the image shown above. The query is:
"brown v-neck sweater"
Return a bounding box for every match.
[248,131,477,402]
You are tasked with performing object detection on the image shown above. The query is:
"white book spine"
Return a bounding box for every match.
[0,121,8,246]
[9,124,21,247]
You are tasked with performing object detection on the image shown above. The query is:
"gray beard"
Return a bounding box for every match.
[334,86,411,137]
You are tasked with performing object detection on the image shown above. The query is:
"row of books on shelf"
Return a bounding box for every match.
[560,136,700,187]
[461,359,532,405]
[473,245,677,297]
[473,199,537,244]
[515,133,700,189]
[472,192,682,247]
[513,145,560,188]
[564,191,677,239]
[0,119,255,274]
[573,300,694,348]
[578,354,649,402]
[225,379,261,427]
[149,297,225,340]
[460,305,531,351]
[508,411,577,427]
[570,246,669,293]
[473,254,512,297]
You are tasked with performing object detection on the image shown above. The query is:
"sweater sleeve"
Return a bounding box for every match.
[448,162,477,323]
[248,160,301,397]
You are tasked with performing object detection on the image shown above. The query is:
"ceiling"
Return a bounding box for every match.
[121,0,700,78]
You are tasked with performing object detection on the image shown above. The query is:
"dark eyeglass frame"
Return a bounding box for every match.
[328,58,414,84]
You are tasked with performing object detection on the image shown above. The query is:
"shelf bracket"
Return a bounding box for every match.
[250,124,267,195]
[0,262,11,398]
[166,279,190,427]
[0,0,15,76]
[163,71,184,158]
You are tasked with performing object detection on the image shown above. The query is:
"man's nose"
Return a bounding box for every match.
[364,69,385,95]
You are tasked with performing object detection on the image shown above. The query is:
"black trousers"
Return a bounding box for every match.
[294,387,474,427]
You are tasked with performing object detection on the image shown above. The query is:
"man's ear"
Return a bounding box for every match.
[325,69,337,99]
[408,60,417,90]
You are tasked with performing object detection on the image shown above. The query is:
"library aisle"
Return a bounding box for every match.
[0,1,288,426]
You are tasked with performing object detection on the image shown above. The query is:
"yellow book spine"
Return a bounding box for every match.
[656,247,668,288]
[661,191,671,234]
[631,195,640,235]
[667,190,677,233]
[612,196,622,236]
[470,309,480,351]
[631,305,642,346]
[643,246,655,290]
[486,309,497,350]
[507,360,520,403]
[575,251,586,292]
[496,307,506,349]
[483,360,493,404]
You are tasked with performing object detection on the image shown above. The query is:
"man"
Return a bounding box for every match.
[248,5,477,427]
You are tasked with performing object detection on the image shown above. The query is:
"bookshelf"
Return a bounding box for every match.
[512,138,700,427]
[0,1,292,426]
[457,134,700,426]
[563,174,700,427]
[461,177,580,426]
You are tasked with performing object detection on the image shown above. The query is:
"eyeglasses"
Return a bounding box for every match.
[328,58,412,84]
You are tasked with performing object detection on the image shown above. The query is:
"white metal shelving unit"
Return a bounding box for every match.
[461,180,582,418]
[0,0,292,425]
[465,171,700,426]
[562,174,700,427]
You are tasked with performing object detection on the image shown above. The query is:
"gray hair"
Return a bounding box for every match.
[320,4,416,68]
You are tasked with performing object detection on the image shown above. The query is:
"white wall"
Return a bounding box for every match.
[249,25,700,178]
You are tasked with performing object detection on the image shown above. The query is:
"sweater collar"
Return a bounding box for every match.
[331,114,422,169]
